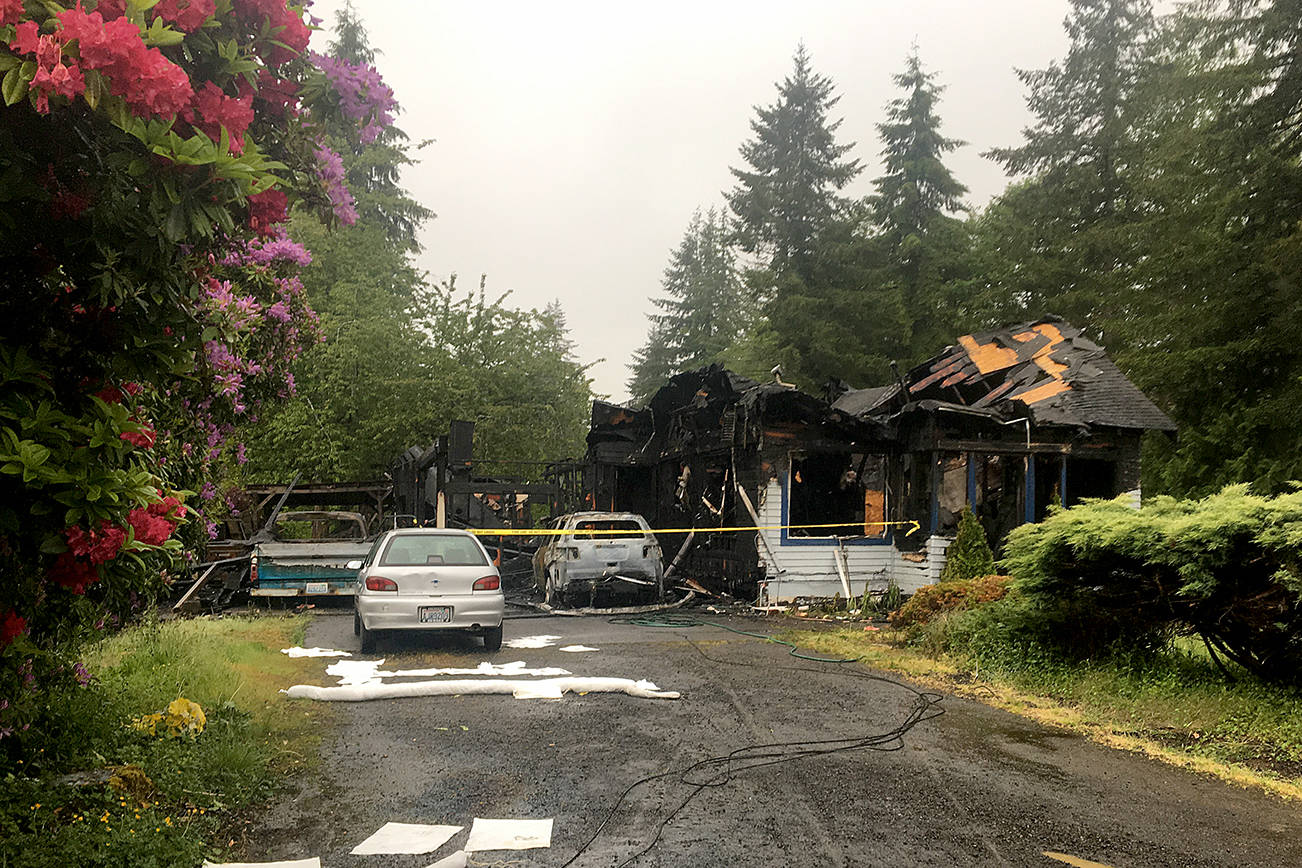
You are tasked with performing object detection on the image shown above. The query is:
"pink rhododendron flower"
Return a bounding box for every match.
[66,521,126,565]
[153,0,215,32]
[48,553,99,594]
[247,188,288,235]
[0,610,27,646]
[120,425,156,448]
[184,80,254,154]
[128,506,175,545]
[0,0,24,26]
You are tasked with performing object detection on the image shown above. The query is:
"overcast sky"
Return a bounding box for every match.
[309,1,1080,401]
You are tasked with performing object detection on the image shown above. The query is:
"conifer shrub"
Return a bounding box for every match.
[938,506,997,583]
[1001,485,1302,683]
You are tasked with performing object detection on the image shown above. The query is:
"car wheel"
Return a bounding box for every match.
[353,611,361,636]
[482,624,503,652]
[359,618,377,654]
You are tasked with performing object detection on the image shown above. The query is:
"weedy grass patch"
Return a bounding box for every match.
[0,614,325,867]
[786,622,1302,800]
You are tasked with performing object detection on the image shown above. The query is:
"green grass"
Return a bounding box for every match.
[786,623,1302,798]
[0,614,326,867]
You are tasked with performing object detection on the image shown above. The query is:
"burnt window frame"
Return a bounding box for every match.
[779,450,894,548]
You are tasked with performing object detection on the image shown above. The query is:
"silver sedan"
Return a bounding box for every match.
[351,529,504,653]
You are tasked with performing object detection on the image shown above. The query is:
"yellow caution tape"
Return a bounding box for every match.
[460,519,922,538]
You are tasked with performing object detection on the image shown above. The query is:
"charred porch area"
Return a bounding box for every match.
[588,318,1176,603]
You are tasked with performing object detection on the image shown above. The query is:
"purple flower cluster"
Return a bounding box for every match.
[222,227,313,267]
[314,144,358,225]
[310,52,397,144]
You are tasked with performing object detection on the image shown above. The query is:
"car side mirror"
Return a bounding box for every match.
[346,560,363,571]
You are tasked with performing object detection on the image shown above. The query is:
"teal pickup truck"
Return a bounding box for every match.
[249,510,374,598]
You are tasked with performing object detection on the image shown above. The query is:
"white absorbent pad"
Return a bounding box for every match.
[559,645,599,652]
[502,635,561,648]
[203,860,320,868]
[325,658,386,685]
[382,660,571,678]
[423,851,468,868]
[464,817,553,852]
[284,677,680,702]
[350,822,463,855]
[280,647,352,658]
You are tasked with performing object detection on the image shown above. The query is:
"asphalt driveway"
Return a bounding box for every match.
[244,610,1301,867]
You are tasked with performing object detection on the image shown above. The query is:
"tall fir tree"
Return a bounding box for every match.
[870,49,973,360]
[628,209,745,402]
[727,44,862,282]
[980,0,1155,348]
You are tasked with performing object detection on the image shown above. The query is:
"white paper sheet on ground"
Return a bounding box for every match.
[465,818,553,852]
[284,677,680,702]
[280,647,352,658]
[326,658,386,685]
[350,822,463,855]
[502,635,561,649]
[382,660,571,678]
[558,645,598,652]
[202,860,320,868]
[423,851,468,868]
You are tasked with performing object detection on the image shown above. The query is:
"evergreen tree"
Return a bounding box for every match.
[627,209,746,402]
[727,44,862,281]
[939,506,997,583]
[328,1,376,65]
[318,4,433,250]
[870,49,973,360]
[765,208,911,390]
[981,0,1155,345]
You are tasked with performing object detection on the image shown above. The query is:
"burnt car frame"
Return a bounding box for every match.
[533,512,664,607]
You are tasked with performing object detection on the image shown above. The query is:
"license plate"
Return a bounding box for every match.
[419,606,453,623]
[304,582,328,594]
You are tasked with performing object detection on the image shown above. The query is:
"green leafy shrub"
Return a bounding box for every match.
[1001,485,1302,682]
[890,574,1011,630]
[938,506,997,583]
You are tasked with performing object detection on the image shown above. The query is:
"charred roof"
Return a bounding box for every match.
[837,318,1175,433]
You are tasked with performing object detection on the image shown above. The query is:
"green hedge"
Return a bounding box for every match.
[1001,485,1302,682]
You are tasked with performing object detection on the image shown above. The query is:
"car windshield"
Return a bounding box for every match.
[570,520,645,539]
[380,535,488,566]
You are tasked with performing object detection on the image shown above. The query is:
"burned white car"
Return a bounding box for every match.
[533,512,664,607]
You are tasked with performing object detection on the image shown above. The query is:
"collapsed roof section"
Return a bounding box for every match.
[835,317,1175,432]
[590,364,880,464]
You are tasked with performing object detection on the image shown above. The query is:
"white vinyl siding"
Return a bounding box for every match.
[754,478,950,602]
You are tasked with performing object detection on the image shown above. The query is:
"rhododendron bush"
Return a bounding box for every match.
[0,0,395,761]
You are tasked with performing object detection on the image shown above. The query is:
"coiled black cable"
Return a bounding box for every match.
[558,617,945,867]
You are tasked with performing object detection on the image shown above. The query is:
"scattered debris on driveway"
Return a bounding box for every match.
[284,676,680,702]
[464,817,553,852]
[280,647,352,658]
[349,821,463,855]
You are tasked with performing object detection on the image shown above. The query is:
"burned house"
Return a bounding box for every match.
[588,318,1176,603]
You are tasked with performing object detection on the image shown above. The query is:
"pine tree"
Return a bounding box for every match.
[870,49,973,360]
[321,4,433,251]
[981,0,1155,345]
[627,209,746,401]
[939,507,997,583]
[727,44,862,281]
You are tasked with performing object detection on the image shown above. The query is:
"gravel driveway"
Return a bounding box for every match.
[244,610,1301,867]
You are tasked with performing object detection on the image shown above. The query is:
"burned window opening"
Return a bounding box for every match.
[788,451,888,538]
[1066,457,1118,506]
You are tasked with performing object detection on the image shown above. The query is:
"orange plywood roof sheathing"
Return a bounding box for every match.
[958,334,1019,375]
